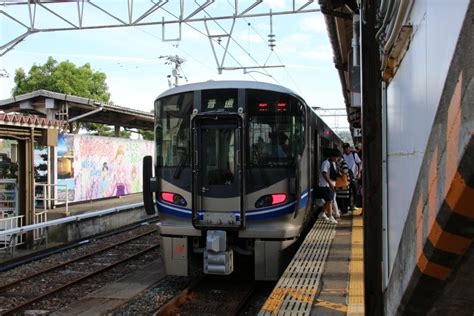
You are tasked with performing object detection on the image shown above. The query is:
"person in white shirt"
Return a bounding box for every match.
[316,149,341,224]
[342,143,362,208]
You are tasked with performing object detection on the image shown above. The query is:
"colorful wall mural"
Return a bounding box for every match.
[56,134,153,203]
[56,135,75,202]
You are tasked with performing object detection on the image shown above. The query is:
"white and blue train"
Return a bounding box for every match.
[143,80,342,280]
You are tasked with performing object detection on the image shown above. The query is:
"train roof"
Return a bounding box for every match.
[156,80,301,100]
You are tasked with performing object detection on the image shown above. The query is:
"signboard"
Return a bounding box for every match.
[353,128,362,137]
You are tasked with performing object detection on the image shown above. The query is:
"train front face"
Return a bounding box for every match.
[154,84,310,280]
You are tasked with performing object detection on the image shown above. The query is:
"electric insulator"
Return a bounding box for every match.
[268,34,276,50]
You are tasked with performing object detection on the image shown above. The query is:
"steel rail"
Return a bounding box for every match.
[0,228,156,292]
[3,242,160,315]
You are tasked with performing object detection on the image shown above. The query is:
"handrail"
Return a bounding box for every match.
[0,215,24,250]
[34,183,69,214]
[0,202,144,238]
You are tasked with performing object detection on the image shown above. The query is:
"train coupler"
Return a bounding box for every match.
[203,230,234,275]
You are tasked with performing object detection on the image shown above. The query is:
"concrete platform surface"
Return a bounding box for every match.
[49,193,144,217]
[311,214,359,315]
[260,210,365,315]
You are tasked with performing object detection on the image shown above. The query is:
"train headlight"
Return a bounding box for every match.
[255,193,287,208]
[161,192,187,207]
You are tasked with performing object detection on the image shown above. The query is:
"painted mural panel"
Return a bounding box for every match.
[56,134,153,203]
[57,135,75,202]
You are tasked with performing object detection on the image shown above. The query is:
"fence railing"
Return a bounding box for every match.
[35,183,69,214]
[34,211,48,241]
[34,183,69,244]
[0,202,145,255]
[0,215,24,251]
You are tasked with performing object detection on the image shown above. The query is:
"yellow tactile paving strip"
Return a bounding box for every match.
[347,209,365,315]
[259,218,337,315]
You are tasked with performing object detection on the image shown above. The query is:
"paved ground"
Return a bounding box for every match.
[311,214,352,315]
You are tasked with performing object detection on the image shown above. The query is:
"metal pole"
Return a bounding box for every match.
[68,107,103,123]
[26,128,35,246]
[361,1,384,314]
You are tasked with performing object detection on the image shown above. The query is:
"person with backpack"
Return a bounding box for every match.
[335,152,351,214]
[342,143,362,209]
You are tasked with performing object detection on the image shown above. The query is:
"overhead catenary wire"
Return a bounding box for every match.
[159,6,259,82]
[131,24,215,73]
[200,5,279,84]
[90,14,218,74]
[225,0,302,94]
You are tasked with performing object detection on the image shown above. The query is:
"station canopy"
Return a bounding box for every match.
[319,0,362,138]
[0,90,154,130]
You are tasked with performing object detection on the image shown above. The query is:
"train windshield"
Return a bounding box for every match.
[247,89,305,167]
[155,92,193,167]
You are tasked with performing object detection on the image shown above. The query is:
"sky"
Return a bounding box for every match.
[0,0,349,130]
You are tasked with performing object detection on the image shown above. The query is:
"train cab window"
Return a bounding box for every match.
[247,89,305,167]
[155,92,193,167]
[202,126,235,185]
[202,89,238,112]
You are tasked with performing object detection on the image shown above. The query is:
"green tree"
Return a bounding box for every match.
[12,57,128,137]
[138,129,154,141]
[86,123,132,138]
[13,56,110,101]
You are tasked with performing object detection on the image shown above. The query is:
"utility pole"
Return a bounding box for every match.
[159,55,187,88]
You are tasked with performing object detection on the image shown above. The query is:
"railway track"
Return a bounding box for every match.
[0,227,160,315]
[155,275,256,316]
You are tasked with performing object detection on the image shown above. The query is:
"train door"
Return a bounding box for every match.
[192,115,244,230]
[313,128,319,191]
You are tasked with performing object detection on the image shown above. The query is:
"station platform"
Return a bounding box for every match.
[47,193,144,219]
[260,210,364,315]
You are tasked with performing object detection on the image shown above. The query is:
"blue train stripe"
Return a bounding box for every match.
[299,188,309,208]
[156,200,297,220]
[245,203,296,219]
[157,201,192,218]
[245,201,296,215]
[299,195,309,208]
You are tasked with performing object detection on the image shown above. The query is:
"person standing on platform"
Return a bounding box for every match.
[316,149,340,224]
[342,143,362,209]
[335,152,351,214]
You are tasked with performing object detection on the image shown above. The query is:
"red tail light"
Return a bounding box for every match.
[161,192,174,203]
[161,192,187,206]
[271,194,287,204]
[255,193,287,208]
